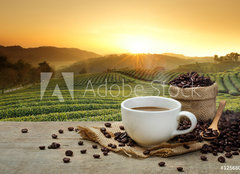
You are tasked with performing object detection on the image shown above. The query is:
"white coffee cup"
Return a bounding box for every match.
[121,96,197,146]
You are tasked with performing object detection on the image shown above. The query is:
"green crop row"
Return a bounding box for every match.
[229,73,240,91]
[223,75,240,96]
[0,109,120,121]
[215,75,228,93]
[0,103,120,118]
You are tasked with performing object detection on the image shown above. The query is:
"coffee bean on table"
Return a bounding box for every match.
[200,156,207,161]
[50,142,60,149]
[104,123,111,128]
[78,141,84,146]
[39,146,45,150]
[93,154,100,159]
[103,151,108,156]
[68,127,74,131]
[218,156,225,163]
[225,152,232,158]
[177,167,183,172]
[158,162,165,167]
[213,152,218,156]
[108,143,113,147]
[63,157,70,163]
[92,145,98,149]
[232,151,239,155]
[65,150,73,156]
[80,149,87,154]
[143,150,150,155]
[52,134,58,139]
[58,129,64,134]
[21,128,28,133]
[119,126,125,130]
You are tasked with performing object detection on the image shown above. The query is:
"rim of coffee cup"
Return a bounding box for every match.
[121,96,181,113]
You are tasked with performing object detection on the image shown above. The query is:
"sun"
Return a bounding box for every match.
[127,38,152,53]
[128,41,150,54]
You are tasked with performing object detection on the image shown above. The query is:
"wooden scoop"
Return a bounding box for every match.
[200,100,226,140]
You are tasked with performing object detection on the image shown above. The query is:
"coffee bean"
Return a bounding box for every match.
[104,123,111,128]
[100,127,106,133]
[177,167,183,172]
[48,145,52,149]
[119,143,125,147]
[92,145,98,149]
[104,133,111,138]
[158,162,165,167]
[52,134,58,139]
[63,157,70,163]
[50,142,60,149]
[143,150,150,155]
[225,152,232,158]
[78,141,84,146]
[39,146,45,150]
[58,129,64,134]
[65,150,73,156]
[200,156,207,161]
[93,154,100,159]
[213,152,218,156]
[218,156,225,163]
[183,144,190,149]
[108,143,113,147]
[232,151,239,155]
[119,126,125,130]
[103,151,108,156]
[111,144,117,149]
[68,127,74,131]
[21,128,28,133]
[80,149,87,154]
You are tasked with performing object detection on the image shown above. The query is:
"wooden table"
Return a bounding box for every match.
[0,122,238,174]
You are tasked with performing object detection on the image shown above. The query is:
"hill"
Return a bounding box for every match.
[0,45,100,69]
[173,61,240,73]
[59,53,212,74]
[162,53,213,62]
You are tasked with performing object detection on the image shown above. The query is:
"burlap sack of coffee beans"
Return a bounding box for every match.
[169,83,218,121]
[78,122,204,158]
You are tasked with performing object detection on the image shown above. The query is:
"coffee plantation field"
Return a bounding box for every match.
[0,70,239,121]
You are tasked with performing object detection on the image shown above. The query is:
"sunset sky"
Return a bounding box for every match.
[1,0,240,56]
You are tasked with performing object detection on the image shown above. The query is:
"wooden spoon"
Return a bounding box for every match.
[200,100,226,140]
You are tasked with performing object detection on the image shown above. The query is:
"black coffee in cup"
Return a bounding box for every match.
[131,107,169,111]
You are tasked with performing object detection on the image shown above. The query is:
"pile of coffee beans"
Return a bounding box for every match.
[169,72,214,88]
[202,128,219,138]
[171,110,240,164]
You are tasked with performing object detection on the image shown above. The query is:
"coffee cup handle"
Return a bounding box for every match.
[171,111,197,137]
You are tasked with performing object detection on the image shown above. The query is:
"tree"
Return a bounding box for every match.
[38,61,54,72]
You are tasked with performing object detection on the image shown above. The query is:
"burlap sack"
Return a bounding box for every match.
[169,83,218,121]
[78,122,205,158]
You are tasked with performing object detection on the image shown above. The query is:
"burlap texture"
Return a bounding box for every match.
[78,122,205,158]
[169,83,218,121]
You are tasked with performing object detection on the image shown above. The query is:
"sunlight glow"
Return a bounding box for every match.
[121,36,158,54]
